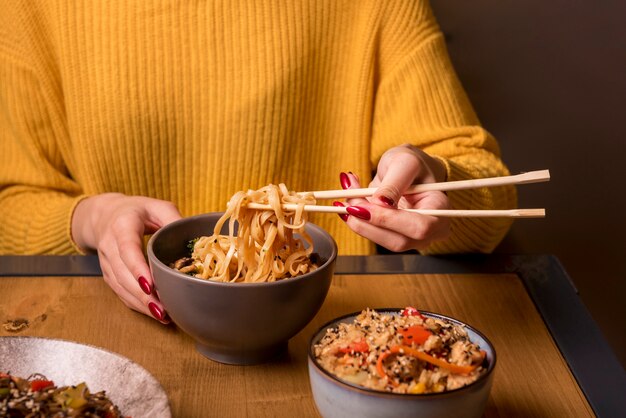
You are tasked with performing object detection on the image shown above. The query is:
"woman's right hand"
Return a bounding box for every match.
[71,193,182,323]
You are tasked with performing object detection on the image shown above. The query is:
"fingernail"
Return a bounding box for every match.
[333,201,349,222]
[138,276,152,295]
[379,196,395,207]
[148,302,164,321]
[346,206,371,221]
[340,172,351,189]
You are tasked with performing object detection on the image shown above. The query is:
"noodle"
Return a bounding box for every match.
[172,184,318,283]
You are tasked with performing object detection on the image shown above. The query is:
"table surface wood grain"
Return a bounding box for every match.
[0,273,594,417]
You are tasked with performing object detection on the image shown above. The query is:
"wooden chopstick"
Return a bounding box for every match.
[304,169,550,200]
[245,202,546,218]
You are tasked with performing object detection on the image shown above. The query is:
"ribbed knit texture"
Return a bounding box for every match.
[0,0,516,256]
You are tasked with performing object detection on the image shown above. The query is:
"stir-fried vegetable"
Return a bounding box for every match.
[0,372,128,417]
[377,345,484,380]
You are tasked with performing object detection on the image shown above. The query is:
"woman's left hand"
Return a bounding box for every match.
[338,144,451,252]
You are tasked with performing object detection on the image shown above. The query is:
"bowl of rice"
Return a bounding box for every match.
[148,212,337,365]
[308,308,496,418]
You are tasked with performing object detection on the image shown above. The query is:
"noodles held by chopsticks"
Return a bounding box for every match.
[174,184,318,283]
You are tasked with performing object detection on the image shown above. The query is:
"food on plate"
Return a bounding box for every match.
[313,308,487,394]
[171,184,318,282]
[0,372,126,417]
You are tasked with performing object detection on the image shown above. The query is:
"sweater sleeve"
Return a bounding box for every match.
[0,5,87,255]
[371,1,517,254]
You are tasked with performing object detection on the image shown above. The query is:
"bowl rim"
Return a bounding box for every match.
[308,308,497,399]
[147,212,338,288]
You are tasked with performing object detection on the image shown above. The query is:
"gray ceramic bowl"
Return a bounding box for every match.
[308,309,496,418]
[148,212,337,365]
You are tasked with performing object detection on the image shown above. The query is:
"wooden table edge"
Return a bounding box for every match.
[1,254,625,416]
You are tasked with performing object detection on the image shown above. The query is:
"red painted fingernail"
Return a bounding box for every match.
[346,206,371,220]
[148,302,164,321]
[138,276,152,295]
[340,172,351,189]
[333,201,349,222]
[379,196,395,207]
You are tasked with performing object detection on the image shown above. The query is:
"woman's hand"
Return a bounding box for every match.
[338,144,451,252]
[71,193,182,322]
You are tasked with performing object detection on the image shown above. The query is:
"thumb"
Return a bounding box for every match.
[372,152,421,207]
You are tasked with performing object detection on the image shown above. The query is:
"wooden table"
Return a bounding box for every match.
[1,255,624,417]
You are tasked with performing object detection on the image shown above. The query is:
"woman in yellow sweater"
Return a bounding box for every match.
[0,1,516,322]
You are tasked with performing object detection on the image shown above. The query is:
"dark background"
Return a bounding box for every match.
[431,1,626,367]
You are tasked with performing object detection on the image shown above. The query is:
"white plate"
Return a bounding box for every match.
[0,336,171,418]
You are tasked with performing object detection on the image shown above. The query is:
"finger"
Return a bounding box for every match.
[339,172,351,190]
[346,202,450,246]
[372,152,422,208]
[110,251,170,324]
[100,255,145,312]
[332,201,349,222]
[110,213,155,296]
[118,199,181,297]
[401,190,451,210]
[100,239,170,324]
[112,241,170,323]
[342,173,370,207]
[346,216,420,252]
[100,249,148,314]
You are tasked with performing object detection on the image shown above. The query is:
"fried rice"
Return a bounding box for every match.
[313,308,487,394]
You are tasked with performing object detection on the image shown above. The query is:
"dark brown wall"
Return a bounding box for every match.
[431,1,626,366]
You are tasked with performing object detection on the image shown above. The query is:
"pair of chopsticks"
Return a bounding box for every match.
[245,169,550,218]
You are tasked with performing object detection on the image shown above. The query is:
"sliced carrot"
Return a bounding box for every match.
[399,325,432,346]
[375,350,399,387]
[376,345,483,382]
[398,345,481,375]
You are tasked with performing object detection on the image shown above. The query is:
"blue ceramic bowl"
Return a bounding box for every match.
[308,309,496,418]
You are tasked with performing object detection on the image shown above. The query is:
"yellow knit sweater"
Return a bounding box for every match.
[0,0,516,256]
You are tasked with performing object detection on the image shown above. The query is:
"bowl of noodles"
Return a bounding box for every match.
[307,308,496,418]
[148,185,337,365]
